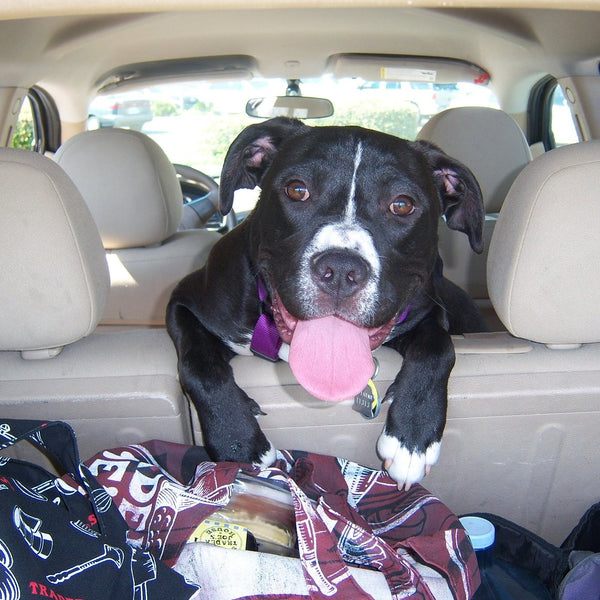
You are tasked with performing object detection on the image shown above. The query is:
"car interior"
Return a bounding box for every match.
[0,0,599,593]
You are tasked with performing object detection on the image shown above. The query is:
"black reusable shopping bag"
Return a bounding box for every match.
[0,418,198,600]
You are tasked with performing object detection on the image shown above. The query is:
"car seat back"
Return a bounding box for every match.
[1,149,108,355]
[488,139,600,344]
[417,107,532,329]
[0,148,193,464]
[55,128,220,327]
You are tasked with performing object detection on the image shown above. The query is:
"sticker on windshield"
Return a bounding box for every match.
[380,67,436,82]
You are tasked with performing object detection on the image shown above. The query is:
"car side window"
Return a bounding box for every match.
[550,86,579,147]
[11,96,36,151]
[10,87,61,154]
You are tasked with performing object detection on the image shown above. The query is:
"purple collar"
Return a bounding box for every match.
[396,304,410,325]
[250,278,282,361]
[250,276,410,362]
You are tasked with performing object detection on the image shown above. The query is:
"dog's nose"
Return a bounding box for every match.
[311,250,370,299]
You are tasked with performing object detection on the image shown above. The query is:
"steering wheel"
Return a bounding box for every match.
[174,164,231,230]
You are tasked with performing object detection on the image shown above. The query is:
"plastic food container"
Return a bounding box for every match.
[191,473,298,557]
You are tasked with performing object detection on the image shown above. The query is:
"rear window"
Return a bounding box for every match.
[88,76,499,178]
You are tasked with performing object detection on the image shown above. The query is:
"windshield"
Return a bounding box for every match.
[88,76,499,179]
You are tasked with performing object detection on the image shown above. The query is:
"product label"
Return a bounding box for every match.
[189,518,248,550]
[380,67,437,82]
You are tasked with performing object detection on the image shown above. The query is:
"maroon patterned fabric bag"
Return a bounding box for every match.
[86,440,479,600]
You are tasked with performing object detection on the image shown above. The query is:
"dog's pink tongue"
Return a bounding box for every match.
[288,315,373,402]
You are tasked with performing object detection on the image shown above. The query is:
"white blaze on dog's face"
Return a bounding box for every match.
[297,141,382,321]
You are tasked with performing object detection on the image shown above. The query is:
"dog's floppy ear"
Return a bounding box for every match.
[219,117,308,215]
[414,140,485,254]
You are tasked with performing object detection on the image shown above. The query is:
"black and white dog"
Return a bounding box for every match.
[167,117,486,489]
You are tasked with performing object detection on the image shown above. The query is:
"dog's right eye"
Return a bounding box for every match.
[284,180,310,202]
[389,195,416,216]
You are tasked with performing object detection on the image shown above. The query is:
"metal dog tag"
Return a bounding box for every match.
[353,358,381,419]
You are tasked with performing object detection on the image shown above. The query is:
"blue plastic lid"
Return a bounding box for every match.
[460,516,496,551]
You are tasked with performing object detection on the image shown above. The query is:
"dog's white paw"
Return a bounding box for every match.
[377,432,441,491]
[254,440,278,469]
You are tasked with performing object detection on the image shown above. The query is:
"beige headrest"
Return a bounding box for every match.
[0,149,109,355]
[417,107,532,213]
[55,128,183,249]
[488,141,600,345]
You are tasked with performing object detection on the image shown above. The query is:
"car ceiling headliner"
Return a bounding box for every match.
[1,1,599,121]
[3,0,600,19]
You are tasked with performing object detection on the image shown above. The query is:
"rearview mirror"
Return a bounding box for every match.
[246,96,334,119]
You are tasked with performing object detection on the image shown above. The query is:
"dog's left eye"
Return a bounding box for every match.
[284,180,310,202]
[389,195,416,216]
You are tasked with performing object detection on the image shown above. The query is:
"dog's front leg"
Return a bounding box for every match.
[168,302,276,467]
[377,313,455,490]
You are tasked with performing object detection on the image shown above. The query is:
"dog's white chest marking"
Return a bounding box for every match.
[226,338,253,356]
[227,335,290,361]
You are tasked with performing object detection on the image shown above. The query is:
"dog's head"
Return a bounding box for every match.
[220,117,484,399]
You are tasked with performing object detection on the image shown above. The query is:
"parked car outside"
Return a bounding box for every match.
[358,80,442,124]
[88,93,153,131]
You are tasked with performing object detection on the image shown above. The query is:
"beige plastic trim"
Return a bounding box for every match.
[0,329,193,464]
[0,87,26,147]
[557,77,592,141]
[20,347,64,360]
